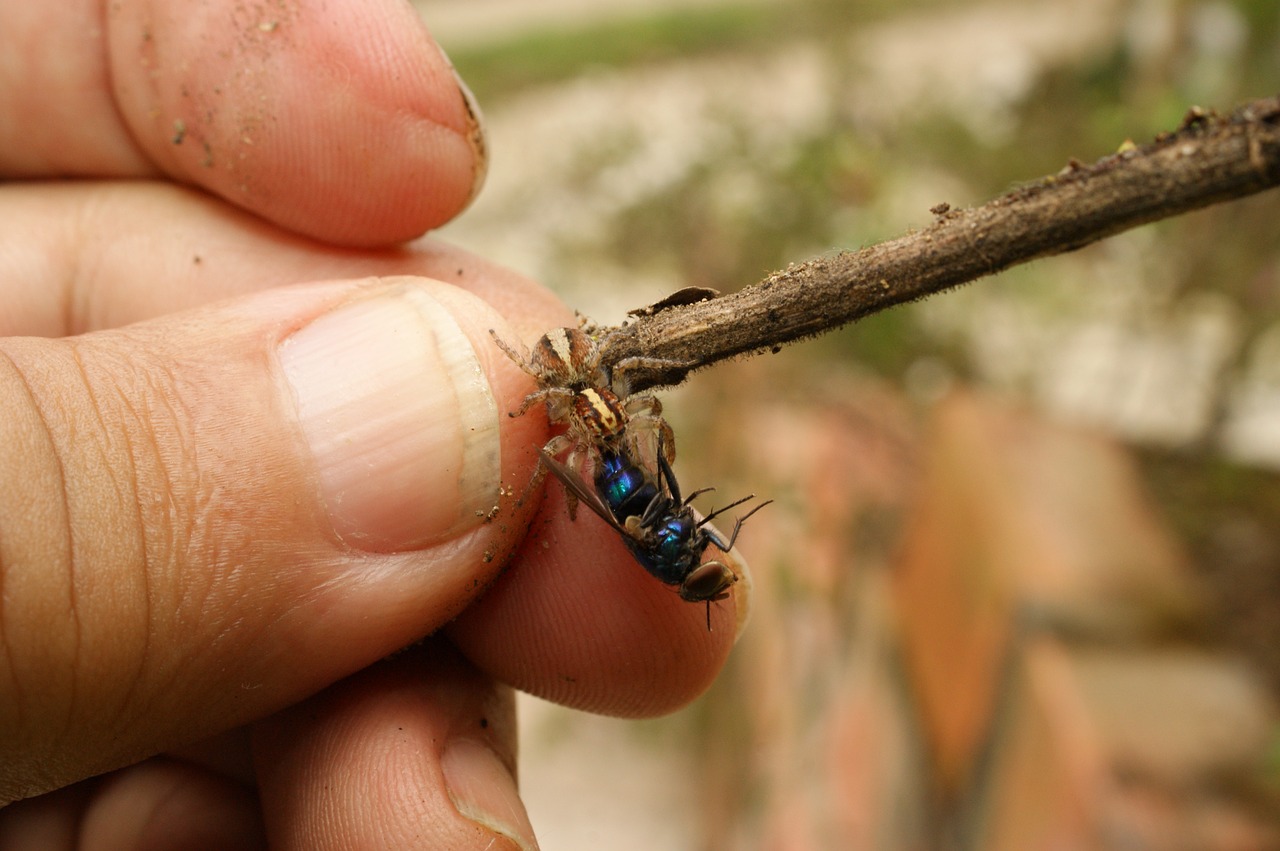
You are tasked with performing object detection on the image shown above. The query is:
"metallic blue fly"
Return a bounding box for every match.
[539,441,770,623]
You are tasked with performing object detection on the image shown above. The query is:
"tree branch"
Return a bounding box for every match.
[599,94,1280,393]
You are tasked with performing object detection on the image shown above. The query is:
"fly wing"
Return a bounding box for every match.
[538,448,634,539]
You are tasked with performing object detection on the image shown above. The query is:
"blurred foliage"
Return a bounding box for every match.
[452,0,1280,298]
[449,0,1280,409]
[450,4,804,102]
[1139,448,1280,681]
[442,0,1280,839]
[448,0,970,103]
[453,0,1280,720]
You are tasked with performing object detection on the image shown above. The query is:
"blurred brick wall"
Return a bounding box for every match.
[709,380,1278,850]
[892,393,1277,850]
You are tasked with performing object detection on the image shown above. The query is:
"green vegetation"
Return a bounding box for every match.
[447,0,975,102]
[452,0,1280,378]
[449,4,804,102]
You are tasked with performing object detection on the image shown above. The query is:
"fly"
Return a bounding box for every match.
[539,443,770,627]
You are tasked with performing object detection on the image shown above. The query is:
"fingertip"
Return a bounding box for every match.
[447,487,739,718]
[442,738,539,851]
[697,516,755,643]
[254,643,536,851]
[108,0,485,245]
[82,761,265,851]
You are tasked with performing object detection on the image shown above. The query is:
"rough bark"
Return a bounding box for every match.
[599,95,1280,393]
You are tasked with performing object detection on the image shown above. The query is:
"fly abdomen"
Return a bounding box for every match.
[595,451,658,519]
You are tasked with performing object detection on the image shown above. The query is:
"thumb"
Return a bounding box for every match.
[0,277,534,804]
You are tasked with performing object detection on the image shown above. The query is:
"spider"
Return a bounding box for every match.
[490,323,687,515]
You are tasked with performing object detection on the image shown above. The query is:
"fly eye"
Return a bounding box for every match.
[679,561,738,603]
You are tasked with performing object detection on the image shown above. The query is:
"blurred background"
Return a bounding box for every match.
[419,0,1280,847]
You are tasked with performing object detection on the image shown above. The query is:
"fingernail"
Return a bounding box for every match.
[442,737,539,851]
[702,516,754,642]
[731,550,754,641]
[279,285,500,552]
[437,45,488,205]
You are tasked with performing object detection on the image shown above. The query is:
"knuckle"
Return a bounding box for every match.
[0,339,189,748]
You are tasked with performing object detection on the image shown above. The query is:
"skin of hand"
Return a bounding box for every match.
[0,3,749,849]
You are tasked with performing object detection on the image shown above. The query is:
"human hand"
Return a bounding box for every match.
[0,2,747,848]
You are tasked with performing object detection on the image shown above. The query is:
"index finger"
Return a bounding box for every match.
[0,1,484,246]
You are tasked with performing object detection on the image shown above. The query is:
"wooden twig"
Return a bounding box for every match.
[599,94,1280,393]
